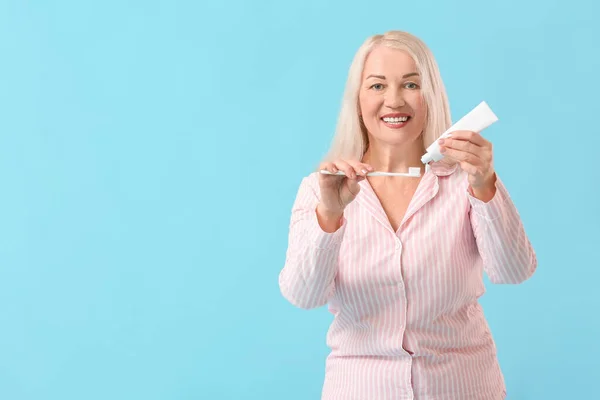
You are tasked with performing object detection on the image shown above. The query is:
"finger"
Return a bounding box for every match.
[439,137,482,157]
[319,162,338,174]
[361,163,375,172]
[348,161,369,177]
[440,147,483,165]
[446,130,489,147]
[346,178,361,196]
[459,161,479,176]
[333,160,356,179]
[442,136,493,164]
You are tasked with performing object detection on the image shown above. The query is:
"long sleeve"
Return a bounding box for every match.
[278,174,346,309]
[468,176,537,284]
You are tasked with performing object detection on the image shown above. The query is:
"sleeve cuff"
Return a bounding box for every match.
[467,178,509,221]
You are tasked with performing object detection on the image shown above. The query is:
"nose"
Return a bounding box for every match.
[384,87,406,109]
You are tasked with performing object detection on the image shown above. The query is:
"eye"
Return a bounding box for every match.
[404,82,420,89]
[370,83,385,91]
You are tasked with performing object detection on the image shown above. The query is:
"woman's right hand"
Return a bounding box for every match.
[316,160,374,231]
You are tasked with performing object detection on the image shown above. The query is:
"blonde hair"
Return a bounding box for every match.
[323,30,453,164]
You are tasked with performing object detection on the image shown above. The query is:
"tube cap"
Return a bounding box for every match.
[421,153,434,164]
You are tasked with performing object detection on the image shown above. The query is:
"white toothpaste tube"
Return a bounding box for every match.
[421,101,499,165]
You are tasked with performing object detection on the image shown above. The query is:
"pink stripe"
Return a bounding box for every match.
[279,165,535,399]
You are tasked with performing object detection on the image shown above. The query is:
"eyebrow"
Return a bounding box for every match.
[366,72,419,80]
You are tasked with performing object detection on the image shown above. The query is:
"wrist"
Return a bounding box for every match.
[316,204,344,232]
[471,186,496,202]
[470,174,497,203]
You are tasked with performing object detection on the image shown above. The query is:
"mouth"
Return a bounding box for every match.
[380,114,411,129]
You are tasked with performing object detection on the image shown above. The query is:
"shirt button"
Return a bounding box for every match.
[395,240,402,250]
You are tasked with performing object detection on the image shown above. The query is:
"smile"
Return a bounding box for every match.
[380,114,411,128]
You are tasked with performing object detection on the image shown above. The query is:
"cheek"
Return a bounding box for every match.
[411,94,427,120]
[412,93,426,111]
[359,93,381,116]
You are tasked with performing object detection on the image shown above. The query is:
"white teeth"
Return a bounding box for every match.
[382,116,409,123]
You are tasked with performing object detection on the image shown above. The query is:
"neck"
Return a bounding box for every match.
[362,136,426,174]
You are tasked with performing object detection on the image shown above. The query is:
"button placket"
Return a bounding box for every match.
[395,238,402,250]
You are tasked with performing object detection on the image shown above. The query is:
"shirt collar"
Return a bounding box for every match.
[428,160,458,177]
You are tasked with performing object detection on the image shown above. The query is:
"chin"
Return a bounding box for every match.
[373,129,422,146]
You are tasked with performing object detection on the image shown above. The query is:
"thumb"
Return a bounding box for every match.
[346,178,361,198]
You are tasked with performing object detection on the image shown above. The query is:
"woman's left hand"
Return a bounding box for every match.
[438,130,497,201]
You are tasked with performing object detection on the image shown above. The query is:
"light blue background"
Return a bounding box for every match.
[1,0,598,399]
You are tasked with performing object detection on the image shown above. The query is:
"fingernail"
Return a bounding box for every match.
[438,139,445,145]
[361,169,368,175]
[440,147,446,153]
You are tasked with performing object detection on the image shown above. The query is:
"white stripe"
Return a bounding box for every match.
[279,169,536,398]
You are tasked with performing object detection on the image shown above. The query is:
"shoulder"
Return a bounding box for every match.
[299,171,321,192]
[291,171,322,205]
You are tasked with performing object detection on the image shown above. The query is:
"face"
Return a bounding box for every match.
[358,46,427,147]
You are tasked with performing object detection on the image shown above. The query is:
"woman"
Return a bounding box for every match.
[278,31,537,400]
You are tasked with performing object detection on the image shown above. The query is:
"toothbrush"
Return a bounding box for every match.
[319,167,422,178]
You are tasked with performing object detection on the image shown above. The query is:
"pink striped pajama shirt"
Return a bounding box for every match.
[279,161,537,400]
